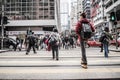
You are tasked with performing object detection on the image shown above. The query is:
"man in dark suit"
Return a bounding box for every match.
[26,32,37,55]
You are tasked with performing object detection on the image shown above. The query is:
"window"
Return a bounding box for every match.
[39,3,43,6]
[44,3,48,6]
[50,3,54,6]
[39,16,43,19]
[44,0,48,3]
[44,16,49,19]
[50,16,54,19]
[49,0,54,2]
[50,10,54,15]
[22,0,27,2]
[6,0,10,3]
[50,7,54,10]
[22,3,26,6]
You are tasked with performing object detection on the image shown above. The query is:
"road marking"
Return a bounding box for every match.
[0,68,120,74]
[0,60,119,67]
[0,55,120,58]
[0,60,119,63]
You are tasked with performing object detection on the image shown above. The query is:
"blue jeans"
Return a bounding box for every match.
[103,42,109,57]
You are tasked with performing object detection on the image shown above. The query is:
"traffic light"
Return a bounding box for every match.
[4,27,7,37]
[3,16,8,24]
[110,12,116,21]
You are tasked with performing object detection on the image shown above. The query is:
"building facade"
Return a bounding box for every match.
[91,0,120,36]
[0,0,60,36]
[105,0,120,34]
[91,0,106,35]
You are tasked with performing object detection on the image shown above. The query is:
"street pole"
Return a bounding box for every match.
[102,0,105,31]
[1,4,4,49]
[114,7,118,49]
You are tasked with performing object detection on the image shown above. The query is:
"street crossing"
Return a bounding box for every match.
[0,47,120,79]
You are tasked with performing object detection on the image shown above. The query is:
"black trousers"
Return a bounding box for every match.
[80,39,87,65]
[51,46,59,60]
[26,44,36,54]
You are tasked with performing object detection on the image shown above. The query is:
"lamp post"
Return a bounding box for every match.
[102,0,105,20]
[102,0,105,34]
[1,0,5,49]
[114,6,118,49]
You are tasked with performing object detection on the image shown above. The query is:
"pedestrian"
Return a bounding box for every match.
[61,37,65,49]
[26,32,37,55]
[64,35,69,49]
[24,35,28,50]
[15,35,21,51]
[100,43,103,52]
[69,36,74,48]
[49,33,59,61]
[75,12,95,69]
[100,27,113,58]
[99,35,104,52]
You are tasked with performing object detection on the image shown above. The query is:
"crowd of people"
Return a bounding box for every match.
[12,32,78,61]
[15,32,78,52]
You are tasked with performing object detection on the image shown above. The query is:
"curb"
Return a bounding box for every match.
[0,50,12,53]
[109,49,120,52]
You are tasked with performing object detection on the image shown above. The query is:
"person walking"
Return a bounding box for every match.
[75,13,95,69]
[24,35,28,50]
[26,32,37,55]
[100,27,113,58]
[16,35,21,51]
[49,33,59,61]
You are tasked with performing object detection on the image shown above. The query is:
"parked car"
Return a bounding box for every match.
[110,37,120,47]
[0,37,17,50]
[86,37,101,48]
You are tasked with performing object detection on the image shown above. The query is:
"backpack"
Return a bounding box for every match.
[99,32,110,43]
[81,23,92,39]
[49,36,57,46]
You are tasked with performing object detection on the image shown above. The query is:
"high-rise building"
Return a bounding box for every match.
[60,2,69,31]
[0,0,60,36]
[77,0,83,20]
[70,1,77,30]
[82,0,91,20]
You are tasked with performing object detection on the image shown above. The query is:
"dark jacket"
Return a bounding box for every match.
[27,36,36,45]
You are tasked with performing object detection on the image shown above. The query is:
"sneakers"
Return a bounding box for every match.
[81,64,87,69]
[81,60,87,69]
[56,58,59,61]
[34,52,37,54]
[26,53,28,55]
